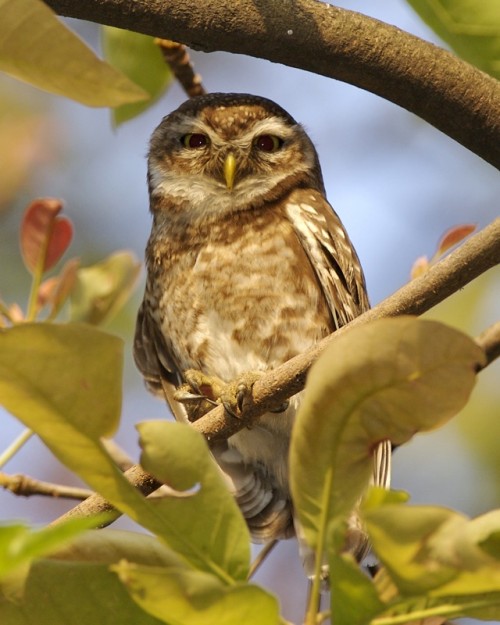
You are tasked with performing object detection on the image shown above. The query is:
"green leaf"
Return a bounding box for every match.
[0,518,106,602]
[112,560,280,625]
[364,502,500,622]
[70,251,141,325]
[329,551,385,625]
[0,323,122,440]
[0,0,148,106]
[406,0,500,79]
[137,421,251,581]
[102,27,172,125]
[0,555,165,625]
[290,317,484,551]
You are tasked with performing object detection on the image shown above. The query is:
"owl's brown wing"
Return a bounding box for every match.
[285,188,370,329]
[134,302,189,423]
[285,187,391,499]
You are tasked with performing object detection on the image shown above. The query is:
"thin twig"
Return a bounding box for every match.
[0,472,93,500]
[155,39,206,97]
[52,464,162,525]
[475,320,500,371]
[0,429,34,469]
[102,439,135,472]
[248,540,278,579]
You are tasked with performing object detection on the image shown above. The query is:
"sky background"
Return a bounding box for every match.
[1,0,499,621]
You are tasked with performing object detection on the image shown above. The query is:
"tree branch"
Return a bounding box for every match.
[43,0,500,168]
[52,219,500,525]
[191,218,500,441]
[0,472,93,500]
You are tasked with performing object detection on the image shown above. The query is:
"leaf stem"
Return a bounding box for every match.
[26,221,53,321]
[0,428,34,469]
[304,467,334,625]
[26,261,45,321]
[371,598,499,625]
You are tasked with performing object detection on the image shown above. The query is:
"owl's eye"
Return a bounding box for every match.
[181,133,209,149]
[254,134,284,153]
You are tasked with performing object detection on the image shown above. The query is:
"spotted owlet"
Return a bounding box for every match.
[134,93,389,556]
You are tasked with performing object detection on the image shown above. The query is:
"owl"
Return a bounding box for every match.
[134,93,389,557]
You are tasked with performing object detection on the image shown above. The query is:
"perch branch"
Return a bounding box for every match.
[52,219,500,525]
[43,0,500,168]
[191,218,500,441]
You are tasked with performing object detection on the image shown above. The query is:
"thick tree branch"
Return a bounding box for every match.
[53,219,500,524]
[43,0,500,168]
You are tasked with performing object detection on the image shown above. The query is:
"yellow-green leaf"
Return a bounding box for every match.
[407,0,500,79]
[0,559,164,625]
[364,498,500,621]
[290,317,484,551]
[70,251,141,325]
[0,323,122,440]
[112,560,280,625]
[102,27,172,125]
[0,517,106,604]
[137,421,251,582]
[0,0,148,106]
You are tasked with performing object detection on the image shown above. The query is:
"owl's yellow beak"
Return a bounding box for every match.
[224,152,236,190]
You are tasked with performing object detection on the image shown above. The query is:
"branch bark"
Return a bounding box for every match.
[53,219,500,525]
[43,0,500,168]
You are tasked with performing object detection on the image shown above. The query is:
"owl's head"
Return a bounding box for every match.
[148,93,325,218]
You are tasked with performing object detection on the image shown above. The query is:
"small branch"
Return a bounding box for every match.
[52,463,162,525]
[155,39,206,97]
[102,439,135,472]
[51,219,500,525]
[248,539,278,579]
[475,320,500,371]
[0,429,34,469]
[0,472,93,500]
[43,0,500,168]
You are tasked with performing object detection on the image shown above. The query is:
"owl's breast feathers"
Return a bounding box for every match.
[140,187,366,384]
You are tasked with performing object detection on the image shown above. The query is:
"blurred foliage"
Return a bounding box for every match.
[407,0,500,79]
[423,270,500,503]
[0,0,147,107]
[101,28,173,126]
[0,91,57,211]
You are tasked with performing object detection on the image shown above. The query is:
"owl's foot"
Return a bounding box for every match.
[174,370,224,422]
[174,369,289,422]
[220,371,289,419]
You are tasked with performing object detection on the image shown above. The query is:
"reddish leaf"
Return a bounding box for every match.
[436,224,476,257]
[8,303,24,323]
[37,277,59,310]
[20,198,73,273]
[49,258,81,318]
[410,255,429,280]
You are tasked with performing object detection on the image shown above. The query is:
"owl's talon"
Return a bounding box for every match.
[269,400,289,414]
[219,372,264,419]
[174,370,226,421]
[173,390,217,405]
